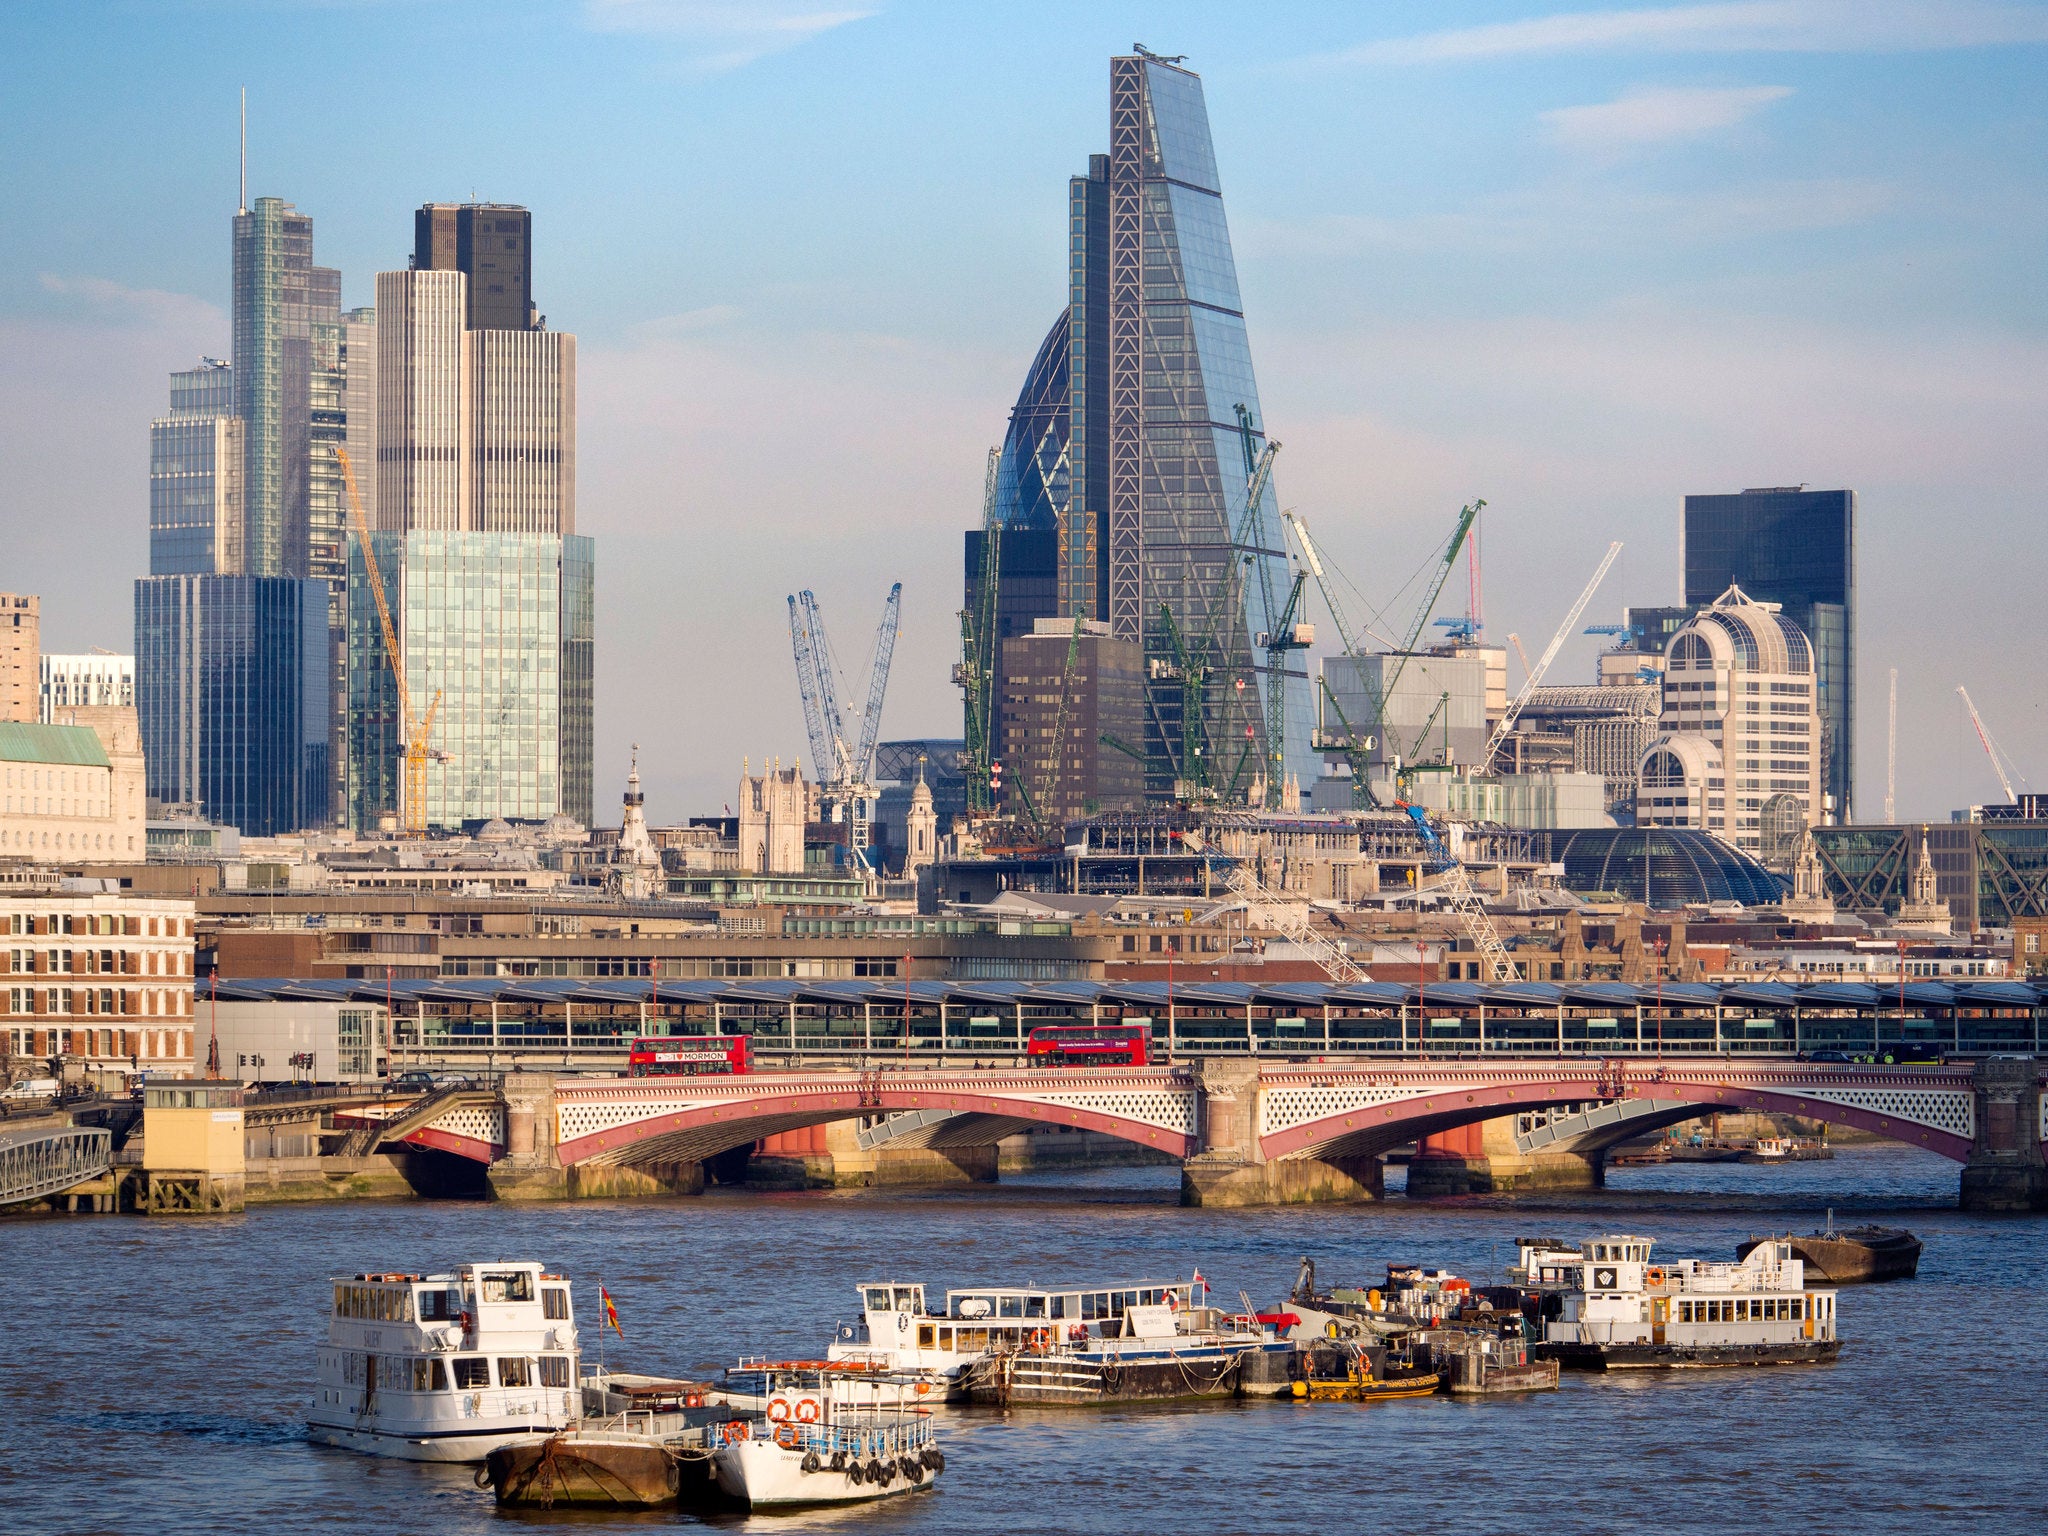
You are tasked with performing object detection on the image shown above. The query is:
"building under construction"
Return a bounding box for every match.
[962,50,1312,809]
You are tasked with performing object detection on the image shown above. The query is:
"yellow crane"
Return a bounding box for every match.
[335,447,442,837]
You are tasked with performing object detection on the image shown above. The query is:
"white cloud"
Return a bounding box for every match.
[1237,174,1894,260]
[582,0,874,70]
[1543,83,1794,152]
[1319,1,2048,65]
[36,273,222,333]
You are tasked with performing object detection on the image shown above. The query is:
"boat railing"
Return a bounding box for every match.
[764,1413,932,1458]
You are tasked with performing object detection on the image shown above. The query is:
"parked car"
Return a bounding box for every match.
[1801,1049,1854,1063]
[2,1078,61,1101]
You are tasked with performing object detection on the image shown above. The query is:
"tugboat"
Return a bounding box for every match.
[307,1263,580,1462]
[1524,1235,1841,1370]
[711,1366,942,1510]
[1737,1211,1921,1282]
[1741,1135,1833,1163]
[1290,1339,1440,1402]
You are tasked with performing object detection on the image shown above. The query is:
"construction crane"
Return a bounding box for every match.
[1233,410,1309,808]
[1957,685,2025,804]
[1506,632,1532,684]
[1292,501,1481,807]
[1885,668,1897,823]
[1480,540,1622,771]
[788,583,902,872]
[1181,830,1366,984]
[1398,803,1518,982]
[1022,613,1086,840]
[336,446,441,837]
[953,448,1003,815]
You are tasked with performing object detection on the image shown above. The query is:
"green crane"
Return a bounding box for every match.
[953,448,1003,814]
[1290,499,1482,807]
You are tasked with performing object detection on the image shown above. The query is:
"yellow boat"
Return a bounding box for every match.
[1292,1369,1441,1403]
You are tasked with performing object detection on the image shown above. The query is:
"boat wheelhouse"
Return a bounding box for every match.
[308,1263,580,1461]
[1523,1234,1841,1369]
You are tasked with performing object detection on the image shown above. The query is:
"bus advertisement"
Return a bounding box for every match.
[626,1035,753,1077]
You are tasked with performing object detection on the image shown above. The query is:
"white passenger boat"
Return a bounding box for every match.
[307,1263,580,1461]
[1517,1234,1841,1369]
[711,1368,942,1509]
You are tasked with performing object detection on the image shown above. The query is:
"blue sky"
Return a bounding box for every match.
[3,1,2045,822]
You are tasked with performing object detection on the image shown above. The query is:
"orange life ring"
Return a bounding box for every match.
[774,1424,798,1448]
[722,1421,748,1443]
[766,1399,792,1422]
[795,1397,822,1423]
[1647,1267,1666,1284]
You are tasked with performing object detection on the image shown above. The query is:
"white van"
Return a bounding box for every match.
[2,1078,60,1101]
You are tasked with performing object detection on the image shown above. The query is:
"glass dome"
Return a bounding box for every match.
[1548,827,1787,909]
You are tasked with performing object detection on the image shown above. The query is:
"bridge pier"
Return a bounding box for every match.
[1179,1059,1382,1208]
[1960,1056,2047,1212]
[486,1073,571,1201]
[1405,1119,1603,1199]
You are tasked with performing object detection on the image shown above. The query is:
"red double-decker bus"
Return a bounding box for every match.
[627,1035,753,1077]
[1024,1023,1151,1067]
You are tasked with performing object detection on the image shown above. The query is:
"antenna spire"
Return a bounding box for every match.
[238,87,247,214]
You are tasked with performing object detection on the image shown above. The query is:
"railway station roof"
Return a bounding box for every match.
[203,975,2048,1014]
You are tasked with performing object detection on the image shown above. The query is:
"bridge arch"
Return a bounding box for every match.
[554,1078,1197,1169]
[1262,1075,1973,1165]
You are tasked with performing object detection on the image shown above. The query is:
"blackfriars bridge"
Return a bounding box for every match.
[376,1054,2048,1211]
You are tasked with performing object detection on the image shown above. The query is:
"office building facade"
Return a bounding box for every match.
[350,210,589,832]
[232,196,340,579]
[1635,585,1823,860]
[414,203,537,332]
[346,533,593,832]
[998,620,1148,828]
[40,655,135,718]
[133,574,329,835]
[1683,487,1854,820]
[149,359,244,577]
[971,53,1307,804]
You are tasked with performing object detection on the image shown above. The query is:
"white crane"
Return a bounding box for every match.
[788,583,903,872]
[1957,685,2024,805]
[1481,541,1623,771]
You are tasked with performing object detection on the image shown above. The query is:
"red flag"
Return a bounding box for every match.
[1192,1269,1209,1294]
[600,1284,623,1337]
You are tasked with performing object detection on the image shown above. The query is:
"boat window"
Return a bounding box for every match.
[867,1288,893,1311]
[1791,1299,1803,1319]
[917,1325,935,1348]
[999,1296,1023,1318]
[1024,1295,1046,1318]
[420,1289,458,1322]
[1080,1294,1098,1321]
[453,1357,490,1389]
[937,1328,954,1350]
[956,1327,988,1352]
[543,1288,570,1321]
[894,1287,921,1313]
[1049,1296,1066,1320]
[539,1356,570,1388]
[498,1357,533,1388]
[483,1272,534,1304]
[430,1360,447,1391]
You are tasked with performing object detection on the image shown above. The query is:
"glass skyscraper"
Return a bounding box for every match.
[232,195,340,580]
[347,532,594,831]
[133,573,329,835]
[1683,488,1855,821]
[347,205,591,833]
[149,359,242,576]
[977,52,1308,802]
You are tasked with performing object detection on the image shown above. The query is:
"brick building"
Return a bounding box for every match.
[1,879,197,1088]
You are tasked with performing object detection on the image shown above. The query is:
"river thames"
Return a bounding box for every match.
[6,1144,2044,1534]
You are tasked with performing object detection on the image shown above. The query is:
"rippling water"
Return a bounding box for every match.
[6,1144,2045,1534]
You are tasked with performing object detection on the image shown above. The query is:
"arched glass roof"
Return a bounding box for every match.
[1549,827,1787,908]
